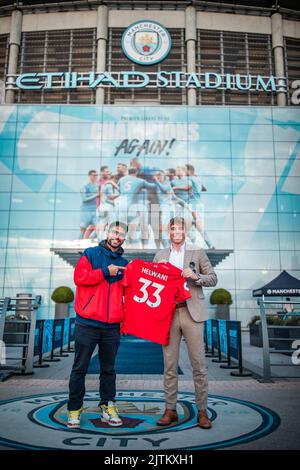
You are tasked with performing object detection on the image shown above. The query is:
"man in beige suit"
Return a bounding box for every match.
[154,216,217,429]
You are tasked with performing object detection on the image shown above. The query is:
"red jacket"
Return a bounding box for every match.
[74,242,128,324]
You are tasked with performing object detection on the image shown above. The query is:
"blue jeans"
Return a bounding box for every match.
[68,323,120,411]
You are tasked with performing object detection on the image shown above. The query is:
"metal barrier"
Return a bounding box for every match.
[204,319,252,377]
[33,320,50,369]
[0,295,41,381]
[257,297,300,381]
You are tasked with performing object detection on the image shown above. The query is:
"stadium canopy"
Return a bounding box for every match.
[252,270,300,297]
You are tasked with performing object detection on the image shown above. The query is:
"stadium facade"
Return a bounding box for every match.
[0,0,299,325]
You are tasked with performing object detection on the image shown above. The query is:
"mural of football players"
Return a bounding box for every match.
[79,170,99,239]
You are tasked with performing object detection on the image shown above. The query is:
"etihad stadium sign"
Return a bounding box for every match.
[9,71,287,93]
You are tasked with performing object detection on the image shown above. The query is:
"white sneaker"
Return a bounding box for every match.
[67,406,83,428]
[100,401,123,427]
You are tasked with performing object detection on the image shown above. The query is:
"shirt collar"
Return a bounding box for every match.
[170,242,186,253]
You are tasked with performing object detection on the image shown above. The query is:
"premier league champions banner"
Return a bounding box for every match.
[0,105,299,320]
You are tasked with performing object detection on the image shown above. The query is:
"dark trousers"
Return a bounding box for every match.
[68,323,120,411]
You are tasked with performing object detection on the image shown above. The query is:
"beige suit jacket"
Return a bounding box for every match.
[153,244,218,322]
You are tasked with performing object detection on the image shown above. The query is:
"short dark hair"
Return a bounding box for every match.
[168,216,186,229]
[128,167,138,175]
[88,169,97,175]
[185,164,195,173]
[167,168,176,174]
[100,165,108,172]
[108,220,128,233]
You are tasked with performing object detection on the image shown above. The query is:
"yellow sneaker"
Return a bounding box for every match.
[100,401,123,427]
[67,406,83,428]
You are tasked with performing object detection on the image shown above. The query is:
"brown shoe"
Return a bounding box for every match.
[157,409,178,426]
[198,410,212,429]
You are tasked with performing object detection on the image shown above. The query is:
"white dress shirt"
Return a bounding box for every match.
[169,243,185,270]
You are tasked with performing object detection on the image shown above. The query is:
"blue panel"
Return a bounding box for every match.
[230,107,272,124]
[188,106,230,123]
[231,124,273,141]
[9,211,54,229]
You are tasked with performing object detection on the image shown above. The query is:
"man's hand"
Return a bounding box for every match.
[182,268,198,280]
[108,265,126,276]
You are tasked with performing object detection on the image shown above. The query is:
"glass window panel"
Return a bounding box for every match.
[200,176,232,193]
[204,230,234,249]
[278,213,300,231]
[232,176,276,194]
[272,108,300,122]
[197,125,230,141]
[233,194,277,212]
[54,211,82,230]
[235,250,280,270]
[103,106,145,122]
[275,158,300,178]
[232,159,275,176]
[276,177,300,195]
[59,123,102,140]
[279,251,300,270]
[10,193,56,211]
[231,141,274,158]
[57,158,101,175]
[0,106,17,122]
[277,195,300,212]
[58,140,101,158]
[188,107,230,123]
[55,175,98,192]
[53,229,79,242]
[274,141,298,158]
[0,123,16,139]
[9,211,54,229]
[189,141,231,159]
[0,230,8,248]
[204,212,233,231]
[279,232,300,251]
[0,193,10,210]
[213,255,235,270]
[230,125,273,141]
[234,213,278,231]
[4,269,51,288]
[15,139,58,157]
[0,268,4,286]
[145,107,187,123]
[54,193,82,211]
[0,158,15,173]
[273,124,300,142]
[230,107,272,124]
[188,158,231,176]
[17,105,60,122]
[5,249,52,268]
[14,158,57,174]
[17,122,59,140]
[7,229,53,248]
[200,194,233,212]
[213,269,235,285]
[60,106,102,123]
[12,175,56,192]
[0,140,15,157]
[235,231,279,250]
[0,211,9,228]
[0,175,12,192]
[235,269,280,290]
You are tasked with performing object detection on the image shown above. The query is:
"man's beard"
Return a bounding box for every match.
[106,238,122,249]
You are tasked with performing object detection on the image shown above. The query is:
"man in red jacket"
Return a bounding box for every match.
[67,221,128,428]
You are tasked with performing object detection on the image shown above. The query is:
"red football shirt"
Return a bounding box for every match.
[121,259,191,345]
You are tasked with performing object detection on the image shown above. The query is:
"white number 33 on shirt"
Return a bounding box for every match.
[133,277,165,308]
